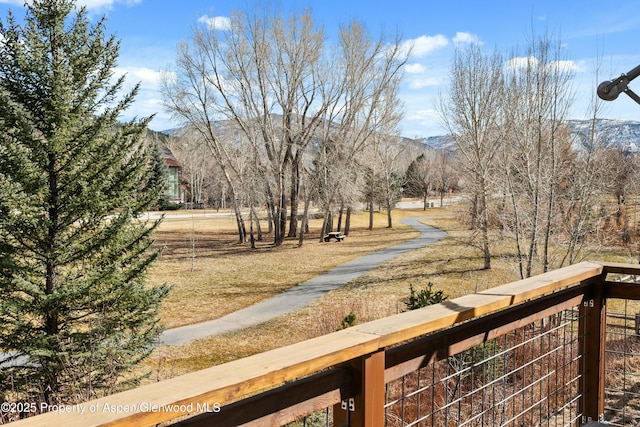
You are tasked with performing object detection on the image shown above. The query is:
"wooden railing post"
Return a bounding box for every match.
[333,349,385,427]
[579,276,606,423]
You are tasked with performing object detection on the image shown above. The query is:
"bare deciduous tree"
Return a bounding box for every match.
[373,134,406,228]
[164,8,408,247]
[161,47,249,242]
[501,32,574,277]
[434,149,457,207]
[163,9,328,246]
[440,44,504,270]
[302,21,409,238]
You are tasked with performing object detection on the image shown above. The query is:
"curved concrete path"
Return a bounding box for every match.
[160,217,446,345]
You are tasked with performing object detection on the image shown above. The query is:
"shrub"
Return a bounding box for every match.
[338,312,357,330]
[405,282,448,311]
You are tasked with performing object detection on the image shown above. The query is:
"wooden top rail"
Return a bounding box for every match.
[12,261,639,427]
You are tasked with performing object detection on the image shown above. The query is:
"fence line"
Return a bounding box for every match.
[8,261,640,426]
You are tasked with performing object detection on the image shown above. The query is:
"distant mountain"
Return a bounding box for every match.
[161,118,640,154]
[159,127,184,137]
[411,134,455,152]
[413,119,640,153]
[566,119,640,153]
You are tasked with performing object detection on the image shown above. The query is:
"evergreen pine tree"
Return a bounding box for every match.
[404,154,430,198]
[0,0,170,405]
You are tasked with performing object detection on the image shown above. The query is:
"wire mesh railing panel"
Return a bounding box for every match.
[603,299,640,427]
[384,308,584,427]
[284,408,333,427]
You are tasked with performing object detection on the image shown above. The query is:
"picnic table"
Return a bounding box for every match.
[323,231,346,242]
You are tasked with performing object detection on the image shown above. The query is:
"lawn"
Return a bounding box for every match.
[149,208,421,330]
[142,204,508,379]
[142,202,640,380]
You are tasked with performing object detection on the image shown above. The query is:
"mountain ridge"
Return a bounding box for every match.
[160,118,640,153]
[412,119,640,153]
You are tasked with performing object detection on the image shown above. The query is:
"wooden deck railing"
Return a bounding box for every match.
[8,261,640,426]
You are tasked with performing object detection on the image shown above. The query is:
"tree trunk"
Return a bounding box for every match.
[44,254,60,401]
[368,200,374,230]
[298,191,312,247]
[266,205,273,234]
[471,194,479,229]
[233,202,247,243]
[250,204,262,248]
[264,179,275,235]
[320,211,333,242]
[344,207,352,235]
[288,160,300,237]
[256,212,263,241]
[542,147,556,273]
[337,203,344,232]
[526,130,543,278]
[276,191,288,246]
[503,163,524,278]
[249,213,256,249]
[479,180,491,270]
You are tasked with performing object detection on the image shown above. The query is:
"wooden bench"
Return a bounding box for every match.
[323,231,346,242]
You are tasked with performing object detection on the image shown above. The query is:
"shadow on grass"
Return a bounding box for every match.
[154,224,415,260]
[339,254,490,291]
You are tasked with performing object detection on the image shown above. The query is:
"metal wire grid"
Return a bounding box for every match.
[603,299,640,426]
[286,408,333,427]
[384,308,584,427]
[285,301,640,427]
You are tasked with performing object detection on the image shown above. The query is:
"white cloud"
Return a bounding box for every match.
[78,0,141,9]
[410,108,438,119]
[112,67,169,127]
[114,66,163,91]
[401,34,448,58]
[405,63,426,74]
[197,14,231,31]
[506,56,536,70]
[409,77,440,89]
[551,59,582,73]
[400,108,446,137]
[452,32,482,46]
[507,56,581,73]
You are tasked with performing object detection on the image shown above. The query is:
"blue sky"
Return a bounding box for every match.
[1,0,639,137]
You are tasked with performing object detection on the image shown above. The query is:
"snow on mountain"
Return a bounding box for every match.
[163,119,640,154]
[566,119,640,153]
[413,119,640,153]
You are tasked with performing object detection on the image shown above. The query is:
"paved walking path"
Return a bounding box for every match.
[160,217,446,345]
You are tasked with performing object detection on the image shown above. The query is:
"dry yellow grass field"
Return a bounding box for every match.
[142,204,516,379]
[142,202,640,381]
[150,208,421,329]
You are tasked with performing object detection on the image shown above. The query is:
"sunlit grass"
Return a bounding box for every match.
[142,205,509,379]
[141,202,640,381]
[150,208,420,329]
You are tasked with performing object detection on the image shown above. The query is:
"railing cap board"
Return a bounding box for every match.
[356,261,604,347]
[7,261,613,427]
[479,261,605,303]
[9,329,382,427]
[598,261,640,275]
[355,293,514,347]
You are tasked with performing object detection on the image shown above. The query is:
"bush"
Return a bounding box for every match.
[405,282,447,311]
[159,199,182,210]
[338,312,357,330]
